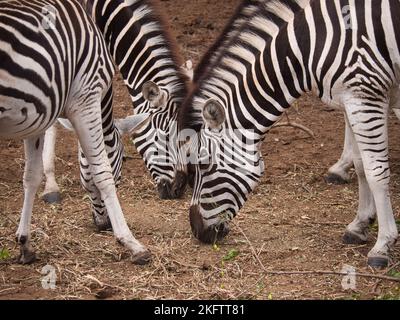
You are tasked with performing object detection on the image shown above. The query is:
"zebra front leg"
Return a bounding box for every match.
[69,108,151,265]
[42,125,61,204]
[16,135,45,264]
[345,104,398,268]
[326,115,354,184]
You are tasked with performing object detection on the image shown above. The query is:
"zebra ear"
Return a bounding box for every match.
[57,118,74,131]
[115,113,151,134]
[203,99,226,129]
[142,81,166,108]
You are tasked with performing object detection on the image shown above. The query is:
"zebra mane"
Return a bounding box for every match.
[144,0,191,97]
[81,0,191,101]
[193,0,256,83]
[179,0,309,131]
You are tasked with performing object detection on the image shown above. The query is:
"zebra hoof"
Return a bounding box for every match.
[131,250,152,265]
[367,256,389,269]
[343,231,367,245]
[325,173,349,185]
[42,192,62,204]
[18,248,37,265]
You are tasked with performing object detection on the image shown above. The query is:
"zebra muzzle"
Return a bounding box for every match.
[189,205,230,244]
[157,171,188,199]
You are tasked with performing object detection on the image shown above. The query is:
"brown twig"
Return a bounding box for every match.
[372,262,400,293]
[231,220,267,272]
[272,112,315,138]
[272,122,315,138]
[261,269,400,283]
[233,218,400,284]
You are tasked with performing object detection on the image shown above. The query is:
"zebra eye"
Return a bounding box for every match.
[199,147,208,158]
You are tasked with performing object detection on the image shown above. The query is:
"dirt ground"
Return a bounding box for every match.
[1,0,400,300]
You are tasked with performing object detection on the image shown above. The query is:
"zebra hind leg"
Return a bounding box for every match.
[68,101,151,265]
[325,114,354,184]
[42,125,62,204]
[345,102,398,268]
[16,135,45,264]
[342,118,376,245]
[79,148,112,231]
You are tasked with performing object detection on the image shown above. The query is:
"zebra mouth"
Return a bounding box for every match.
[187,164,196,189]
[157,171,187,199]
[189,205,230,244]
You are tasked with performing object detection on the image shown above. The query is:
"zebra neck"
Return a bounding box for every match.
[191,1,313,136]
[88,0,185,113]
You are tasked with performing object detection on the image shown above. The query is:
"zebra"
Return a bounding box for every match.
[179,0,400,268]
[41,0,190,209]
[0,0,150,264]
[327,104,400,184]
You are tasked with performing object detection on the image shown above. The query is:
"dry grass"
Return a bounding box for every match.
[1,0,400,300]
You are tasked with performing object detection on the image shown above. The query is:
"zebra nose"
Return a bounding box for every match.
[189,205,230,244]
[187,164,196,189]
[157,171,188,199]
[170,171,187,198]
[157,179,172,199]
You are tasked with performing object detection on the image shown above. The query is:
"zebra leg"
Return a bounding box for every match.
[326,116,353,184]
[42,125,61,204]
[79,147,112,231]
[391,85,400,120]
[394,108,400,120]
[68,106,151,264]
[16,135,45,264]
[345,104,398,268]
[343,119,376,245]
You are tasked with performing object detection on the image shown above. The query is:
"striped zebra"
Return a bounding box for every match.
[180,0,400,268]
[42,0,190,209]
[0,0,150,264]
[327,105,400,184]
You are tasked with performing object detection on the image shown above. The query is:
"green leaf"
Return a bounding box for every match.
[0,248,10,260]
[223,249,239,261]
[388,270,400,278]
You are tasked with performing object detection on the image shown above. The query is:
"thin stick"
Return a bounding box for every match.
[232,221,267,272]
[261,270,400,282]
[272,111,315,138]
[272,122,315,138]
[372,262,400,292]
[233,219,400,284]
[0,287,17,295]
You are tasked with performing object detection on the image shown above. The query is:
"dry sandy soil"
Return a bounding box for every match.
[0,0,399,300]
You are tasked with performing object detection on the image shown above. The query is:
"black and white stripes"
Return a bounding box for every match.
[0,0,150,264]
[42,0,190,206]
[181,0,400,267]
[85,0,190,197]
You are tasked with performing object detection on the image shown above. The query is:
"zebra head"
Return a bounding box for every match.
[130,79,189,200]
[76,0,191,200]
[183,99,265,244]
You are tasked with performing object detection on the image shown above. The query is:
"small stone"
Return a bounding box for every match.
[95,286,115,300]
[202,261,212,271]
